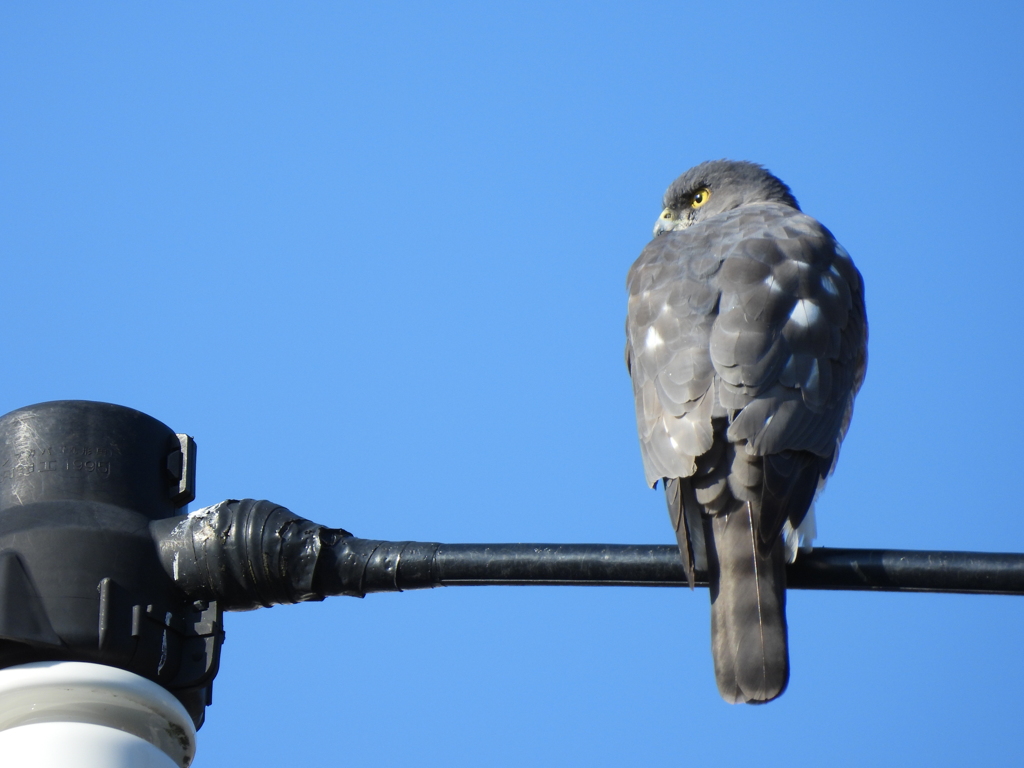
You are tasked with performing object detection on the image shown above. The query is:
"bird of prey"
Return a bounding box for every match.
[625,160,867,703]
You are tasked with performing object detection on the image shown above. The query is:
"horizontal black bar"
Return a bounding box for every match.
[785,547,1024,595]
[317,539,1024,597]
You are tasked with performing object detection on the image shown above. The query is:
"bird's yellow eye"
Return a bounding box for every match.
[691,188,711,208]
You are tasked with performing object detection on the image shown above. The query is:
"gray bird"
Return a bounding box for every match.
[625,160,867,703]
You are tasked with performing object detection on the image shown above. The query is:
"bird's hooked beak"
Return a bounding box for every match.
[653,208,675,237]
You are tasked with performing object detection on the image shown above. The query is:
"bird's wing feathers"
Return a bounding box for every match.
[627,204,866,492]
[626,223,726,484]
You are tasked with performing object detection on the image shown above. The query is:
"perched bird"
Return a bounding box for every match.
[625,160,867,703]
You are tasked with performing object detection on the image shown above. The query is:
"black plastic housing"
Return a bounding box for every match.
[0,400,220,728]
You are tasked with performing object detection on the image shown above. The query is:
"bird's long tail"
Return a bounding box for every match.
[704,502,789,704]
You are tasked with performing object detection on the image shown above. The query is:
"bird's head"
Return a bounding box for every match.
[653,160,800,236]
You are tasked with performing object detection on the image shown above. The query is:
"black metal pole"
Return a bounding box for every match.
[316,538,1024,598]
[155,502,1024,605]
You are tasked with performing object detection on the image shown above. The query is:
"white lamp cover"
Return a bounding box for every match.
[0,661,197,768]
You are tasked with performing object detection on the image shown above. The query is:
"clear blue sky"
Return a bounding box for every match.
[2,2,1023,766]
